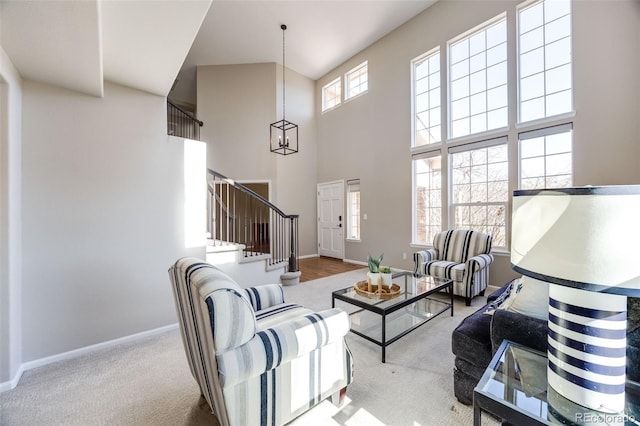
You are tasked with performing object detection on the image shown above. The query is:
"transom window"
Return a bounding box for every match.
[519,123,573,189]
[413,50,441,146]
[448,16,508,139]
[518,0,572,123]
[345,61,368,100]
[322,77,341,112]
[450,140,508,248]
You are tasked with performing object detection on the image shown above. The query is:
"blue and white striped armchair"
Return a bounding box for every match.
[169,257,354,426]
[414,229,494,306]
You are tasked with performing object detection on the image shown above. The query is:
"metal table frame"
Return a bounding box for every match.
[332,271,453,363]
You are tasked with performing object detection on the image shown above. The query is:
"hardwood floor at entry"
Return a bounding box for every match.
[298,256,364,282]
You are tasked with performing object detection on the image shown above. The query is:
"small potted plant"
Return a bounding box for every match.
[379,265,392,287]
[367,253,383,292]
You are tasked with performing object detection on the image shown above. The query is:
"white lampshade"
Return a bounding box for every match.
[511,186,640,296]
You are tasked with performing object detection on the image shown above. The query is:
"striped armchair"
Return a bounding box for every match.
[414,229,494,306]
[169,257,353,426]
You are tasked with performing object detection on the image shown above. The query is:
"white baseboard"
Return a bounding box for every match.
[343,258,366,267]
[0,323,179,393]
[0,364,25,393]
[298,253,318,260]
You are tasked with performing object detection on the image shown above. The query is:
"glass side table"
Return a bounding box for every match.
[473,340,640,425]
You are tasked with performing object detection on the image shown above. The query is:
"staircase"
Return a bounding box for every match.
[206,169,300,286]
[166,99,300,285]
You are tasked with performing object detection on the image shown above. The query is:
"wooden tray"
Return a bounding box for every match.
[353,280,401,299]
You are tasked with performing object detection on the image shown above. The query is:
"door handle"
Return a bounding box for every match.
[338,223,342,227]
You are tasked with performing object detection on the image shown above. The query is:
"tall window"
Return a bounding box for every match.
[519,124,572,189]
[345,61,368,100]
[412,50,441,146]
[410,5,574,250]
[518,0,572,123]
[449,16,508,139]
[347,180,361,240]
[413,154,442,244]
[450,140,508,247]
[322,77,341,112]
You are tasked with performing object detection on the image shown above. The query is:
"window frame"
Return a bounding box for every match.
[411,151,443,245]
[344,61,368,101]
[517,0,574,124]
[518,122,573,190]
[321,77,342,113]
[408,5,575,253]
[448,137,509,249]
[447,13,509,141]
[411,48,442,147]
[346,179,361,241]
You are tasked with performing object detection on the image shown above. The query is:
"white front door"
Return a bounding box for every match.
[317,181,344,259]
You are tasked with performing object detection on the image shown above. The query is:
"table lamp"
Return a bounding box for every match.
[511,186,640,414]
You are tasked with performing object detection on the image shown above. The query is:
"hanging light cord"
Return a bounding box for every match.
[281,24,286,122]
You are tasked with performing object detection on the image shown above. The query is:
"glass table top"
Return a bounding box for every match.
[476,340,640,425]
[332,271,451,311]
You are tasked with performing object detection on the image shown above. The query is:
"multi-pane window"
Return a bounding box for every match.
[519,124,572,189]
[345,61,368,100]
[449,16,508,139]
[322,77,341,112]
[347,180,361,240]
[413,50,441,146]
[518,0,572,123]
[410,5,574,250]
[413,154,442,244]
[450,140,508,248]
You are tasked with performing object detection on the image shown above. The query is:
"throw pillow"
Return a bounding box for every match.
[483,279,517,315]
[499,275,549,321]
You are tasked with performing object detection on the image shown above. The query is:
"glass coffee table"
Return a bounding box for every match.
[474,340,640,425]
[332,271,453,363]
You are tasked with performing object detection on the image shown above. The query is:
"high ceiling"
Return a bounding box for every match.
[1,0,437,101]
[172,0,437,105]
[0,0,212,97]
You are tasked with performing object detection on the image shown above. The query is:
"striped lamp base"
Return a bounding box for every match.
[547,284,627,413]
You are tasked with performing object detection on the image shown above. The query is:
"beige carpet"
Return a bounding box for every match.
[0,269,498,425]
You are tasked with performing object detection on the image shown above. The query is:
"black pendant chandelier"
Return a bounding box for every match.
[270,24,298,155]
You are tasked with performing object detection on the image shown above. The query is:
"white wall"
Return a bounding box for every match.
[273,66,318,257]
[316,0,640,285]
[198,63,277,179]
[197,63,318,257]
[0,46,23,385]
[20,80,204,362]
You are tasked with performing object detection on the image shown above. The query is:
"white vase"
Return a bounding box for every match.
[367,272,381,292]
[381,273,392,287]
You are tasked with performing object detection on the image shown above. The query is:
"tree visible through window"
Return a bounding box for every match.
[413,154,442,244]
[410,4,573,251]
[450,141,508,247]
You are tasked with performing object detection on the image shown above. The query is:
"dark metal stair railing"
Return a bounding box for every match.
[167,99,203,140]
[207,169,299,272]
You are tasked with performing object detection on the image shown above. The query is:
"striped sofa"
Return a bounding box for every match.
[169,257,354,426]
[414,229,494,306]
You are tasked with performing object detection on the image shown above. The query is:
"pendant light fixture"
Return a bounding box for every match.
[270,24,298,155]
